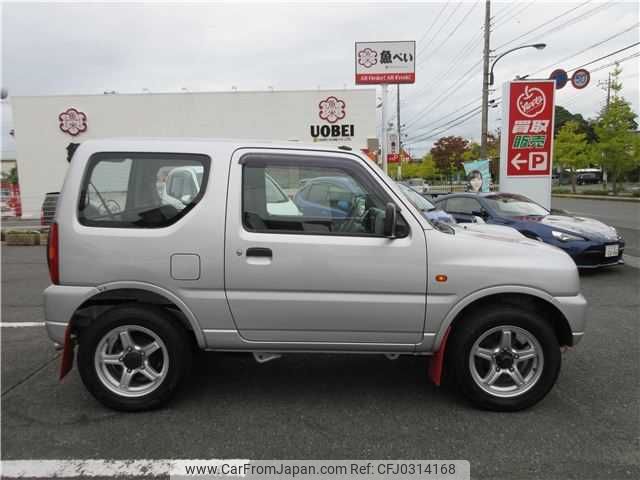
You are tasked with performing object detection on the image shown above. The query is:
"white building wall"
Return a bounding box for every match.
[12,89,376,217]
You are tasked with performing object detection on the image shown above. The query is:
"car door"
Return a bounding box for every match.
[224,148,428,348]
[444,196,484,223]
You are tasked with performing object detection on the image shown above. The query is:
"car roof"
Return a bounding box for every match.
[74,137,358,155]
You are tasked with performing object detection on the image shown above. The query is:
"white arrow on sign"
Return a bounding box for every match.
[511,153,527,171]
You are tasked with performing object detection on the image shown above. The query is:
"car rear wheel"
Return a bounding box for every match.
[448,306,561,411]
[77,304,192,411]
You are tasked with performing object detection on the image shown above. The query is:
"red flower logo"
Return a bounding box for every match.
[318,97,346,124]
[59,108,87,136]
[358,48,378,68]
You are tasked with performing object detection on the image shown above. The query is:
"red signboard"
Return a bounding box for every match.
[387,153,400,163]
[356,73,416,85]
[506,81,555,176]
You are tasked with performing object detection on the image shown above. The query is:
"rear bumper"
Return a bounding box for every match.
[44,285,99,344]
[554,293,588,346]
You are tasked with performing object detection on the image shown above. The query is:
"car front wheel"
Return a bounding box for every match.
[448,306,561,411]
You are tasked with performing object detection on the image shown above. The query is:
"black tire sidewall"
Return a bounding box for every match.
[77,304,191,411]
[449,306,561,412]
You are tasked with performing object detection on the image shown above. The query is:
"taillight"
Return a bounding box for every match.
[47,222,59,284]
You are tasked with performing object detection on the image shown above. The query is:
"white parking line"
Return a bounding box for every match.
[0,459,248,478]
[0,322,45,328]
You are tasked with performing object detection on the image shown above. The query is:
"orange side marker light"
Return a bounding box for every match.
[435,274,448,283]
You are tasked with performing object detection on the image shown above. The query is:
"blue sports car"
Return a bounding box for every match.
[434,192,625,268]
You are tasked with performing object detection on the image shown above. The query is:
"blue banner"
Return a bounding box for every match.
[463,159,491,193]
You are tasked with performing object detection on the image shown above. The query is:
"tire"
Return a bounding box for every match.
[77,304,192,411]
[447,305,560,411]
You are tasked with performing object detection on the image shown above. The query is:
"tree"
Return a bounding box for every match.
[1,166,18,185]
[593,66,639,194]
[430,136,469,180]
[554,121,591,193]
[389,153,439,180]
[554,106,596,143]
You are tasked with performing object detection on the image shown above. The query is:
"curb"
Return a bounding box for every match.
[552,194,640,203]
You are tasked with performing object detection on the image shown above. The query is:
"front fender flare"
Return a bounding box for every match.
[432,285,565,351]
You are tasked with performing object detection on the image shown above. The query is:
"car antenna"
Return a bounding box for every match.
[337,145,352,151]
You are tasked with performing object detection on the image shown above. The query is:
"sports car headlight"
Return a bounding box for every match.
[552,230,585,242]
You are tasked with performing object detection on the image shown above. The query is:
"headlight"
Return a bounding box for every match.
[552,230,585,242]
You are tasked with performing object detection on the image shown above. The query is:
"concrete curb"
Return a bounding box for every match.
[552,194,640,203]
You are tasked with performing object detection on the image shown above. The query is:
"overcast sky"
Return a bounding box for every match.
[2,0,639,157]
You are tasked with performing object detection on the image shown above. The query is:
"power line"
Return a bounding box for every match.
[590,51,640,73]
[567,42,640,72]
[406,106,482,143]
[417,1,461,58]
[404,27,483,104]
[417,1,480,69]
[416,1,451,49]
[404,59,483,129]
[494,0,593,51]
[530,23,639,76]
[409,97,482,134]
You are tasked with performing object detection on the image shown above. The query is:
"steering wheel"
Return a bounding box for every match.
[335,207,373,234]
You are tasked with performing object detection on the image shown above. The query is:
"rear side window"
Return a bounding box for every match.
[78,152,210,228]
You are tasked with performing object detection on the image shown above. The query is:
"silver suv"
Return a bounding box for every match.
[44,139,587,411]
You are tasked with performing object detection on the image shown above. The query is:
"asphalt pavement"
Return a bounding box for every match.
[1,245,639,480]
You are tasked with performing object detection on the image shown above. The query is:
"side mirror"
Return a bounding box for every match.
[472,215,486,224]
[384,202,398,238]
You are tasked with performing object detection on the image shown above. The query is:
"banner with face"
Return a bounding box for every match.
[463,159,492,193]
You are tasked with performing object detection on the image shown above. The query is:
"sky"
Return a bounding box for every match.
[2,0,639,158]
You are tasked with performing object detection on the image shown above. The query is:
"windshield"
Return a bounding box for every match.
[397,183,435,211]
[484,194,549,217]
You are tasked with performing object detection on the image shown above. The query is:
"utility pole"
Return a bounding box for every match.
[480,0,491,159]
[597,72,613,187]
[397,84,401,160]
[381,84,389,173]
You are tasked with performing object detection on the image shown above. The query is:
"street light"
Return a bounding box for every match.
[489,43,546,86]
[481,42,546,158]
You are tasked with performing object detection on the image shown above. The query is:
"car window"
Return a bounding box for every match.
[79,153,210,228]
[445,197,482,215]
[484,194,549,217]
[241,154,407,237]
[265,175,289,203]
[397,183,435,211]
[307,183,329,205]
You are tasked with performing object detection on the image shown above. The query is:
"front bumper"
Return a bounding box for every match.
[554,293,588,346]
[44,284,99,344]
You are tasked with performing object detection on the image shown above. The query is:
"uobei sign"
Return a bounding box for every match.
[355,41,416,85]
[310,96,355,142]
[506,81,555,176]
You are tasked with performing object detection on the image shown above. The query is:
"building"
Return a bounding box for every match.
[11,89,376,218]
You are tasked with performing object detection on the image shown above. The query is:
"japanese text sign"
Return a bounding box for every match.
[355,41,416,85]
[506,80,555,176]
